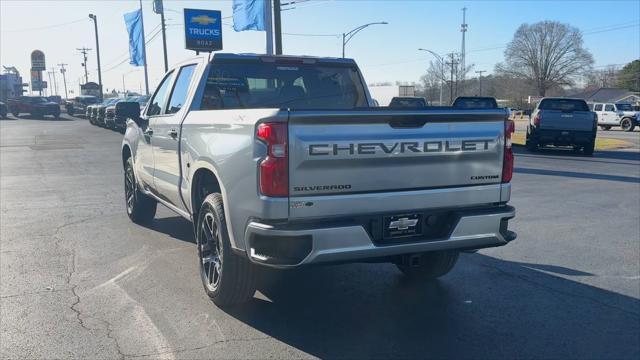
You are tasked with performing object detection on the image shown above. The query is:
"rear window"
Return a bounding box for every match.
[389,98,426,108]
[199,62,368,110]
[452,97,498,109]
[539,99,589,112]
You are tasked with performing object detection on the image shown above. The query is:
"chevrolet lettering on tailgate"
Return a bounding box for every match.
[308,139,495,156]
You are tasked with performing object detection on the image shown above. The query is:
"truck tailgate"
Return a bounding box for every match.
[539,110,594,131]
[288,109,506,197]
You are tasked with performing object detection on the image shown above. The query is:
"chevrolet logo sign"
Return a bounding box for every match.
[191,15,216,25]
[388,217,419,231]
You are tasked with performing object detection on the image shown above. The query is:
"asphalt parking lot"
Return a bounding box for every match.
[1,115,639,359]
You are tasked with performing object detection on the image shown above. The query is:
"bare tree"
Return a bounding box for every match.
[496,21,594,96]
[420,55,474,104]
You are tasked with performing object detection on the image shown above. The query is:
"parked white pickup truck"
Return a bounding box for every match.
[118,53,517,306]
[592,103,637,132]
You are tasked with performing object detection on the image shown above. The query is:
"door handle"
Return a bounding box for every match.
[168,129,178,139]
[144,127,154,136]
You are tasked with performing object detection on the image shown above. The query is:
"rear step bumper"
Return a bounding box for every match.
[532,129,595,145]
[244,205,516,268]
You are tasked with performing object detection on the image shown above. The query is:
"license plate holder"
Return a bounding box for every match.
[383,213,422,239]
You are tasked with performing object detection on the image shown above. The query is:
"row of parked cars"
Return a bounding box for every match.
[64,95,149,132]
[386,95,639,156]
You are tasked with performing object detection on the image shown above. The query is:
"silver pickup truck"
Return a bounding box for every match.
[119,53,517,306]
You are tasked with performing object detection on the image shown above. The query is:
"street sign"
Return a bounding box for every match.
[31,50,46,71]
[80,82,101,97]
[32,80,47,91]
[30,70,45,91]
[183,8,222,52]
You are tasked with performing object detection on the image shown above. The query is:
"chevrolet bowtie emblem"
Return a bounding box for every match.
[388,217,418,230]
[191,15,217,25]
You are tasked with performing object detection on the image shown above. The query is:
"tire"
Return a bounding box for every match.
[196,193,257,306]
[124,157,157,224]
[583,140,595,156]
[396,250,459,280]
[12,111,19,117]
[620,118,635,132]
[599,125,611,131]
[53,112,60,119]
[67,107,74,116]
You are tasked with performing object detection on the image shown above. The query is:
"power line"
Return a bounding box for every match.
[467,21,640,54]
[2,18,86,32]
[101,27,163,73]
[584,23,639,35]
[282,32,340,37]
[101,23,162,69]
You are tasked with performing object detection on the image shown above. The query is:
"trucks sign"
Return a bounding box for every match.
[183,8,222,52]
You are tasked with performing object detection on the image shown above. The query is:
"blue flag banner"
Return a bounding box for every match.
[232,0,266,32]
[124,9,145,66]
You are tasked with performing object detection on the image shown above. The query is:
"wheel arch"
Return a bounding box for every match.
[190,165,223,221]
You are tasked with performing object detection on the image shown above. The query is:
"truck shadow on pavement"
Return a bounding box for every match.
[514,167,640,184]
[514,148,640,165]
[221,254,639,359]
[8,115,74,121]
[143,215,196,244]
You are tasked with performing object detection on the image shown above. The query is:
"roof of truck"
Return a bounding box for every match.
[212,53,357,65]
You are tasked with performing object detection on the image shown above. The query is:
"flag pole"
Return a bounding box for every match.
[139,0,150,95]
[265,0,274,55]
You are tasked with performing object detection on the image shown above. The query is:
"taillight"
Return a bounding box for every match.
[533,113,541,126]
[502,119,515,183]
[257,122,288,197]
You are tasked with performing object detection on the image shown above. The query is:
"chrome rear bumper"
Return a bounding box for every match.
[244,205,516,268]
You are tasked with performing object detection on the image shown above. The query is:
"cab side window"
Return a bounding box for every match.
[165,64,196,115]
[604,104,614,112]
[147,71,175,116]
[594,104,602,111]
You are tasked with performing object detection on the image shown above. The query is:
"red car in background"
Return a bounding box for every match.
[7,96,61,119]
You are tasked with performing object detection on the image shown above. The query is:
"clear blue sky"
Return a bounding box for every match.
[1,0,638,95]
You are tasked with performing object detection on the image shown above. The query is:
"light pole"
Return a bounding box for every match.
[88,14,103,100]
[418,48,445,105]
[342,22,388,58]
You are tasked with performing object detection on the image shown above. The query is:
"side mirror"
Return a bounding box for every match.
[115,101,141,123]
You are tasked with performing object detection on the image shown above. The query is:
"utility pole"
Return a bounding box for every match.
[49,67,58,96]
[77,47,91,84]
[46,71,52,96]
[273,0,283,54]
[89,14,103,100]
[460,7,467,81]
[153,0,169,72]
[475,70,485,96]
[446,53,459,104]
[58,63,69,99]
